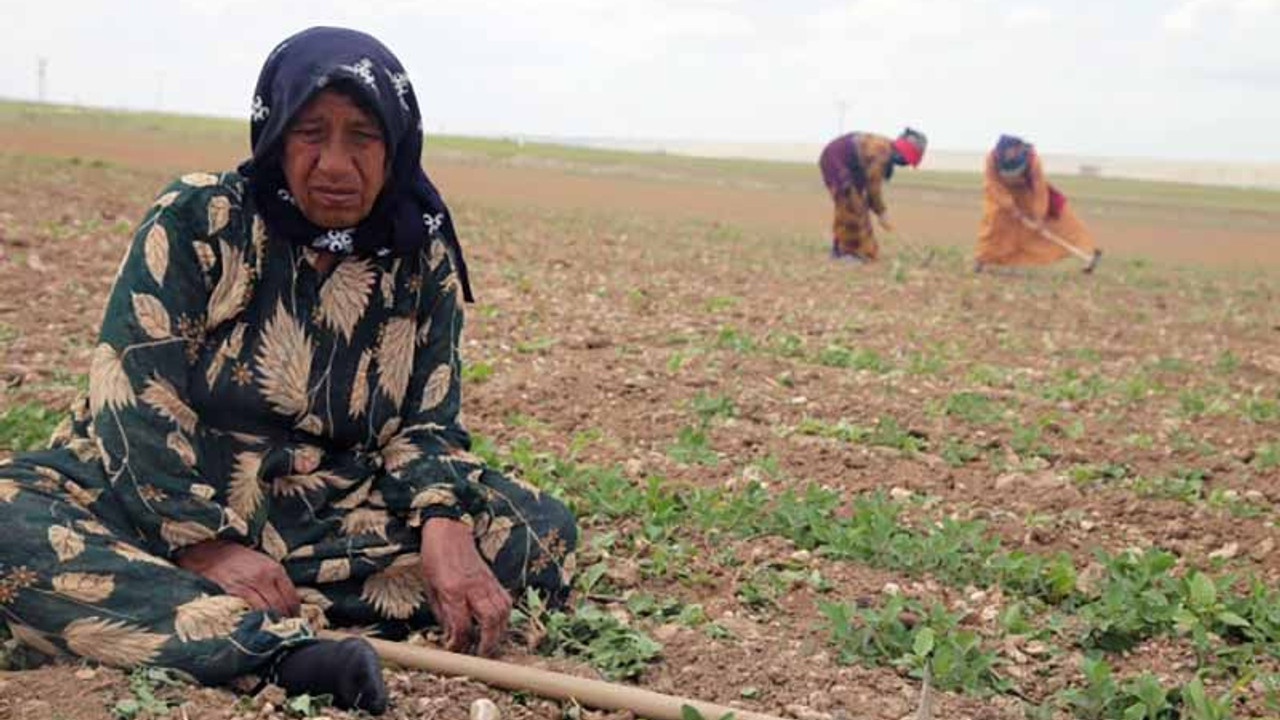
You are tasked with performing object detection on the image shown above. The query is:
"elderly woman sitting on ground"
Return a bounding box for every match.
[0,26,576,714]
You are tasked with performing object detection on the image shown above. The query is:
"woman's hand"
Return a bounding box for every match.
[419,517,512,657]
[176,539,301,616]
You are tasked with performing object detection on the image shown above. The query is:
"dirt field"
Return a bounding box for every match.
[1,110,1280,720]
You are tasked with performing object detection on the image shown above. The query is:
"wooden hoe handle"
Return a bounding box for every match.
[321,631,791,720]
[1029,222,1094,264]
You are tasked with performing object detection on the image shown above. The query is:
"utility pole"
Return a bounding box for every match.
[835,99,848,135]
[37,57,47,103]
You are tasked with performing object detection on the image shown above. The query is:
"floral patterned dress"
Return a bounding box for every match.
[0,172,576,683]
[818,132,896,260]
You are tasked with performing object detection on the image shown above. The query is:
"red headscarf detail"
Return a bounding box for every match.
[892,136,924,167]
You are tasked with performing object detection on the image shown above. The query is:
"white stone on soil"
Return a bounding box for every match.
[471,698,501,720]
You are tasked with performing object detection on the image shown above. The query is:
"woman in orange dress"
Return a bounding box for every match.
[974,135,1101,273]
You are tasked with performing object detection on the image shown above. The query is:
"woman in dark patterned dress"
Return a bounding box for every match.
[818,128,927,261]
[0,27,576,714]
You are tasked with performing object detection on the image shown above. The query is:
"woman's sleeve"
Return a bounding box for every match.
[859,136,893,216]
[374,240,488,527]
[91,178,290,558]
[983,153,1018,211]
[1026,152,1051,220]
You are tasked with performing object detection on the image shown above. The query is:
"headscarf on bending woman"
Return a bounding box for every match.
[994,134,1032,181]
[238,26,473,301]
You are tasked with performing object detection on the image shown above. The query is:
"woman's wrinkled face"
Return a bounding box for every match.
[282,89,387,228]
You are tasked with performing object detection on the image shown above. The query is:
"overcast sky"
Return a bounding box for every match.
[2,0,1277,161]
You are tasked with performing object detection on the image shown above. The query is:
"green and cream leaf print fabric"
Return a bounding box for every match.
[88,171,482,558]
[0,172,576,683]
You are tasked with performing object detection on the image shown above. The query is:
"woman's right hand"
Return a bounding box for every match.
[419,517,512,657]
[176,539,301,617]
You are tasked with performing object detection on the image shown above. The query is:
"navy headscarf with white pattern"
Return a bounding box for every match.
[238,26,473,301]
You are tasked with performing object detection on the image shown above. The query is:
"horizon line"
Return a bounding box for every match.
[4,96,1279,190]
